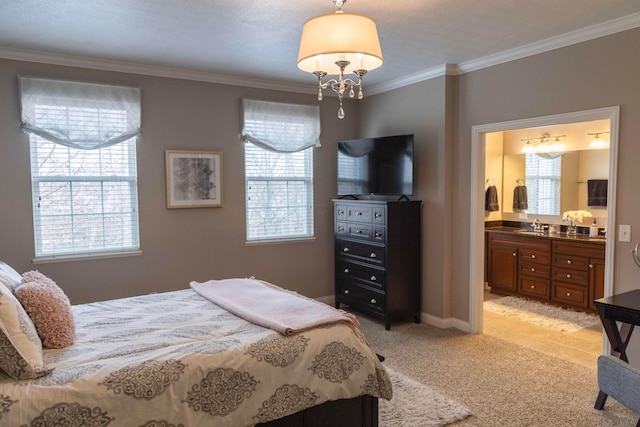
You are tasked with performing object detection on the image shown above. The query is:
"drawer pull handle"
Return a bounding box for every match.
[356,230,362,234]
[531,285,535,289]
[567,260,572,264]
[370,276,377,281]
[375,232,381,237]
[344,269,350,273]
[338,210,344,215]
[589,264,593,268]
[566,274,572,279]
[344,290,350,295]
[566,292,571,297]
[375,213,382,218]
[343,247,350,252]
[531,268,536,272]
[370,253,377,258]
[357,212,363,216]
[531,254,536,259]
[513,252,517,257]
[338,227,344,232]
[370,298,377,304]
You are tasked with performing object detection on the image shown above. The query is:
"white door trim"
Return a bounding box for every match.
[468,106,620,338]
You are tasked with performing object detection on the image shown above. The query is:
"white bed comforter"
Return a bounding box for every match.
[0,289,391,427]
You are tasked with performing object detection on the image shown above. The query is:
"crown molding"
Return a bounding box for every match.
[458,12,640,74]
[1,12,639,95]
[367,63,459,95]
[0,46,316,95]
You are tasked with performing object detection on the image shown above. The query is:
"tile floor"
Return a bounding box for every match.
[482,290,603,369]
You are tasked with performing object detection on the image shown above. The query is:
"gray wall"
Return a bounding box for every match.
[0,59,359,304]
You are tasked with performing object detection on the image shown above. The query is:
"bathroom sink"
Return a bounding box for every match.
[514,229,546,235]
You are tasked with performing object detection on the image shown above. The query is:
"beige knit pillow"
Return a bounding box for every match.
[16,271,75,349]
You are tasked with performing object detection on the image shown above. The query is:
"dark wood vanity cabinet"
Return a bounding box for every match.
[334,200,421,330]
[486,232,551,298]
[551,240,605,310]
[485,230,605,312]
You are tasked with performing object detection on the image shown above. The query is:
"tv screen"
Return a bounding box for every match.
[337,134,414,196]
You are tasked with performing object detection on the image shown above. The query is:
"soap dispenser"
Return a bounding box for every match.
[590,219,598,237]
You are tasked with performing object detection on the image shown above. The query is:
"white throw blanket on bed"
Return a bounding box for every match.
[190,278,358,335]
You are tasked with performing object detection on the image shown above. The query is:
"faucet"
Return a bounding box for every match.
[532,218,542,232]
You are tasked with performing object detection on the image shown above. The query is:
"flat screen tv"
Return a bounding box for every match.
[337,134,414,196]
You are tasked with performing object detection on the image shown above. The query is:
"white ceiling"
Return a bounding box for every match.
[2,1,640,94]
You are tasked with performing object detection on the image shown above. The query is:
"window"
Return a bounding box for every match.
[241,99,320,242]
[20,77,141,260]
[525,154,562,215]
[245,145,313,240]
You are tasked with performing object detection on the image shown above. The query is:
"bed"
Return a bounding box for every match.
[0,275,391,427]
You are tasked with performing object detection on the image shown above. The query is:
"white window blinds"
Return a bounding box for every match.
[242,99,318,242]
[19,78,141,260]
[525,154,562,215]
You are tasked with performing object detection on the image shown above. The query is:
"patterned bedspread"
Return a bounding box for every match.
[0,289,391,426]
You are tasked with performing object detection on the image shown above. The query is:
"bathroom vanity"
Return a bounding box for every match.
[485,226,605,312]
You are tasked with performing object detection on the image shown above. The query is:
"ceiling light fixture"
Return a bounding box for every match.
[587,132,610,149]
[297,0,383,119]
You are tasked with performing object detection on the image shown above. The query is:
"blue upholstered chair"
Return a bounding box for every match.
[595,355,640,426]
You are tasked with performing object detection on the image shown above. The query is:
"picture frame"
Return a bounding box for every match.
[165,150,223,208]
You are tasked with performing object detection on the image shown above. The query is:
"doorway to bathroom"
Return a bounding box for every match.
[468,106,619,364]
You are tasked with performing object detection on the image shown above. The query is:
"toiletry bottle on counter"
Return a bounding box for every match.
[590,219,598,237]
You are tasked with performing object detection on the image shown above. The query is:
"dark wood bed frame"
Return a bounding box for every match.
[258,395,378,427]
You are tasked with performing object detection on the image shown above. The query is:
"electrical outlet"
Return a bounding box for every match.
[619,225,631,242]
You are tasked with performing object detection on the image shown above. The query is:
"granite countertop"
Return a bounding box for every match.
[485,226,607,244]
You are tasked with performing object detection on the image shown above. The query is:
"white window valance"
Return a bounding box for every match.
[19,76,142,150]
[241,98,321,153]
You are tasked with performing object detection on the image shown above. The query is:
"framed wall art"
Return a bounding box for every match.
[165,150,223,208]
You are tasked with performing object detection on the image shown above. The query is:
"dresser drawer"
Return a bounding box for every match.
[335,204,348,221]
[346,223,373,240]
[336,282,385,313]
[336,240,385,266]
[335,221,347,237]
[552,254,589,271]
[552,267,589,286]
[552,283,589,308]
[347,205,373,223]
[519,262,550,279]
[336,259,385,290]
[518,277,550,299]
[372,207,386,224]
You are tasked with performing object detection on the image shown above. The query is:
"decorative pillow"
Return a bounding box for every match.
[17,271,75,349]
[0,286,50,379]
[0,261,22,294]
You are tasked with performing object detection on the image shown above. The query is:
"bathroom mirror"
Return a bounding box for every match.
[502,149,609,216]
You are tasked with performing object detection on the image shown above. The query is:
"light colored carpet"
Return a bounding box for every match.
[356,314,638,426]
[381,366,471,426]
[483,296,600,332]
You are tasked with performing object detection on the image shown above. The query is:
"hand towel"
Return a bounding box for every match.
[485,185,499,211]
[513,185,528,210]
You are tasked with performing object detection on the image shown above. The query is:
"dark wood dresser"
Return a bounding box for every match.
[333,199,421,329]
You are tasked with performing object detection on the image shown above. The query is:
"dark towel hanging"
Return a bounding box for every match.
[513,185,528,210]
[485,185,499,211]
[587,179,608,206]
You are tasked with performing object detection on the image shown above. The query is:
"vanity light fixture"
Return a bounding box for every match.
[297,0,383,119]
[588,132,610,149]
[520,133,566,154]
